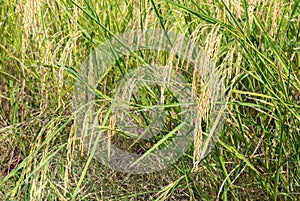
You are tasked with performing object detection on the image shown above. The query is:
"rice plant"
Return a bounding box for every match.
[0,0,299,200]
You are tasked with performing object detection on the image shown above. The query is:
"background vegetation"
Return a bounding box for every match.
[0,0,299,200]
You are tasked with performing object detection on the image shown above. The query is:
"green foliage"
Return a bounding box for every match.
[0,0,299,200]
